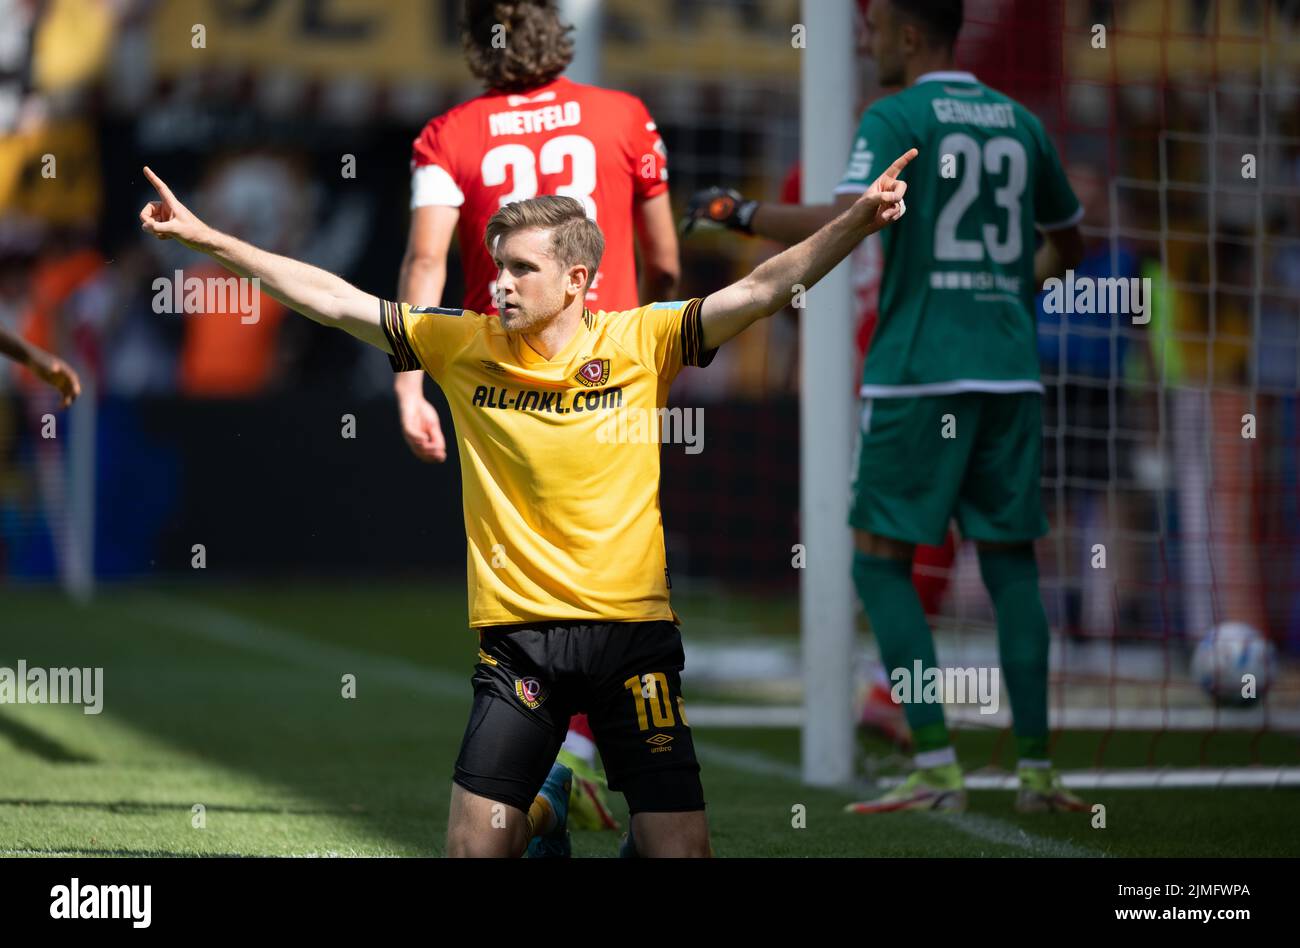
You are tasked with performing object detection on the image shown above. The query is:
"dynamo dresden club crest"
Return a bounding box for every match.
[575,358,610,387]
[514,677,547,709]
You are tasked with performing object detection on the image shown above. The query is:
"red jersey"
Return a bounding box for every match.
[410,76,668,314]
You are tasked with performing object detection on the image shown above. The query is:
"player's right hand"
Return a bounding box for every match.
[398,393,448,463]
[680,187,759,236]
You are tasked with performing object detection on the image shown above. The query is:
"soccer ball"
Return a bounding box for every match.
[1191,622,1275,706]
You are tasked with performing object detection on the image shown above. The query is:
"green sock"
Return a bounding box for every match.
[852,551,950,754]
[978,546,1050,762]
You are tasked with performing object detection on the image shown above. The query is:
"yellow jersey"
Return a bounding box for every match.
[381,298,714,628]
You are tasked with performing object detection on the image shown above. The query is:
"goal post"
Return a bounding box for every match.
[798,0,857,787]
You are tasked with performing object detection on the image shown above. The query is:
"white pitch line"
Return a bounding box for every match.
[948,706,1300,731]
[688,706,804,727]
[879,768,1300,790]
[137,594,466,699]
[950,768,1300,790]
[687,703,1300,732]
[692,740,1105,858]
[691,741,804,783]
[917,811,1101,858]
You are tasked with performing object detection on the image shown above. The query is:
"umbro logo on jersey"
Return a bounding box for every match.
[575,358,610,387]
[479,360,508,375]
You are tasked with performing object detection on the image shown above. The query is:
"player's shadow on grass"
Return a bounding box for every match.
[4,583,472,855]
[0,713,95,764]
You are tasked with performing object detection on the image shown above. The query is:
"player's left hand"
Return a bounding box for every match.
[855,147,918,233]
[31,354,82,408]
[139,166,209,247]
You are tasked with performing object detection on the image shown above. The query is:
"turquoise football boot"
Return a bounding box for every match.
[525,761,572,858]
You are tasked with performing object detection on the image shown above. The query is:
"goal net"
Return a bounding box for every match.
[901,0,1299,784]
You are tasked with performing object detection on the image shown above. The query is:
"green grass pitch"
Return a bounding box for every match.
[1,583,1296,857]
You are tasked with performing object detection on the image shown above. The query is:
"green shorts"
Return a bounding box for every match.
[849,391,1048,547]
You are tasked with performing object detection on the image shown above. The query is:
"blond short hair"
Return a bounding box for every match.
[484,195,605,289]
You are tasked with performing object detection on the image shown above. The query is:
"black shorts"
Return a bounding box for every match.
[453,620,704,816]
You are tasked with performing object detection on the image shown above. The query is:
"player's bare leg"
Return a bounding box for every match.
[445,784,530,857]
[446,771,572,857]
[625,810,711,857]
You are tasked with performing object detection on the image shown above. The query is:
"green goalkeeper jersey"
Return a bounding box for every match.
[835,71,1082,396]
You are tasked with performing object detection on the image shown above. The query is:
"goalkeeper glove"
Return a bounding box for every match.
[680,187,759,236]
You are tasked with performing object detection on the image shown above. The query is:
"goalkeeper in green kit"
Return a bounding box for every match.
[682,0,1088,812]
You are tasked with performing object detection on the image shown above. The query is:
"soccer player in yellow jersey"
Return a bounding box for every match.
[137,150,915,857]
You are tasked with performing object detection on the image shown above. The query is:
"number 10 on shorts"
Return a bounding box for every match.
[624,673,690,730]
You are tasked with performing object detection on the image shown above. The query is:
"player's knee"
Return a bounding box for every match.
[651,835,710,858]
[630,812,710,857]
[446,784,529,857]
[446,822,525,858]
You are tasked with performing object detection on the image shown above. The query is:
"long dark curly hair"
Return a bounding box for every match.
[461,0,575,93]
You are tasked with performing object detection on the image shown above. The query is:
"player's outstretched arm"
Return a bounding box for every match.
[698,148,916,351]
[0,326,82,407]
[138,166,391,354]
[680,186,857,246]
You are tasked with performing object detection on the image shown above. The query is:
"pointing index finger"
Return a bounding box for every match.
[142,166,176,203]
[884,148,919,179]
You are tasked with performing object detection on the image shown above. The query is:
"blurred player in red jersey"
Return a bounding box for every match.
[393,0,680,833]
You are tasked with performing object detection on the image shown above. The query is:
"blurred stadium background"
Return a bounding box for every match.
[1,0,1298,855]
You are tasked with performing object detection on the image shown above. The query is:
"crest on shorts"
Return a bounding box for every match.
[514,677,547,709]
[575,358,610,387]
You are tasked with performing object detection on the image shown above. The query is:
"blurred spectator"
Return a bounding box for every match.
[175,153,308,397]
